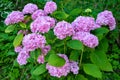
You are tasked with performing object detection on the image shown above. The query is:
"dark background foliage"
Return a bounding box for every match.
[0,0,120,80]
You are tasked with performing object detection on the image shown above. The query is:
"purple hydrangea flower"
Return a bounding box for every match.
[37,54,45,64]
[96,10,116,30]
[54,21,75,39]
[41,45,51,55]
[72,31,99,48]
[14,46,22,53]
[22,33,46,51]
[32,9,46,20]
[31,16,55,33]
[72,16,100,32]
[46,54,70,78]
[70,61,79,74]
[17,48,30,65]
[4,11,24,25]
[22,3,38,14]
[44,1,57,14]
[17,30,28,35]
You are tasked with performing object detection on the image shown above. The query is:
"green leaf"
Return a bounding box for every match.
[48,54,65,67]
[67,40,83,50]
[52,11,69,20]
[13,33,23,47]
[69,50,80,61]
[32,64,47,75]
[69,8,82,16]
[5,25,15,33]
[90,50,113,71]
[83,64,102,78]
[19,22,26,28]
[75,74,88,80]
[93,27,109,41]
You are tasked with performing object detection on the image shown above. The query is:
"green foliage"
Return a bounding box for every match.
[5,24,16,33]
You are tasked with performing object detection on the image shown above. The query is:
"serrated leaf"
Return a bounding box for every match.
[67,40,83,50]
[52,11,69,20]
[5,25,15,33]
[13,33,23,47]
[32,64,47,75]
[69,50,80,61]
[83,64,102,78]
[48,54,65,67]
[90,50,113,71]
[19,22,26,28]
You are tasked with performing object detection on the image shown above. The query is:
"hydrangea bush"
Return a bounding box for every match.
[4,1,116,79]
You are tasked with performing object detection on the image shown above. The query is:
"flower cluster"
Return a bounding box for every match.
[46,54,79,78]
[96,10,116,30]
[54,21,75,39]
[4,11,24,25]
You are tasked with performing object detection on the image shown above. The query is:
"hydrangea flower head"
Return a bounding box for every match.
[4,11,24,25]
[54,21,75,39]
[17,48,30,65]
[96,10,116,30]
[32,9,46,20]
[31,16,55,33]
[22,33,46,51]
[72,16,100,32]
[46,54,70,78]
[44,1,57,14]
[22,3,38,14]
[70,61,79,74]
[14,46,23,53]
[73,31,99,48]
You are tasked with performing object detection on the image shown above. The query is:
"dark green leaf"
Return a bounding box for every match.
[32,64,47,75]
[83,64,102,78]
[5,24,15,33]
[69,8,82,16]
[67,40,83,50]
[48,54,65,67]
[13,33,23,47]
[69,50,80,61]
[75,74,88,80]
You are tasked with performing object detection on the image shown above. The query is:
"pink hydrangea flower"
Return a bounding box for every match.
[22,3,38,14]
[17,30,28,35]
[72,16,100,32]
[96,10,116,30]
[70,61,79,74]
[31,16,55,33]
[72,31,99,48]
[46,54,70,78]
[4,11,24,25]
[44,1,57,14]
[22,33,46,51]
[41,45,51,55]
[32,9,46,20]
[37,54,45,64]
[54,21,75,39]
[17,48,30,65]
[14,46,22,53]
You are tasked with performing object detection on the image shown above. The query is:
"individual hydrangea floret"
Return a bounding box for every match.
[70,61,79,74]
[72,16,100,32]
[46,54,70,78]
[96,10,116,30]
[54,21,75,39]
[22,33,46,51]
[44,1,57,14]
[72,31,99,48]
[17,48,30,65]
[31,16,55,33]
[22,3,38,14]
[14,46,23,53]
[4,11,24,25]
[32,9,46,20]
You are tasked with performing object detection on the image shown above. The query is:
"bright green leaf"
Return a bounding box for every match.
[83,64,102,78]
[52,11,69,20]
[5,25,15,33]
[13,33,23,47]
[67,40,83,50]
[69,8,82,16]
[19,22,26,28]
[48,54,65,67]
[32,64,47,75]
[90,50,113,71]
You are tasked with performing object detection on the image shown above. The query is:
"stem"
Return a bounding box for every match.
[79,48,84,69]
